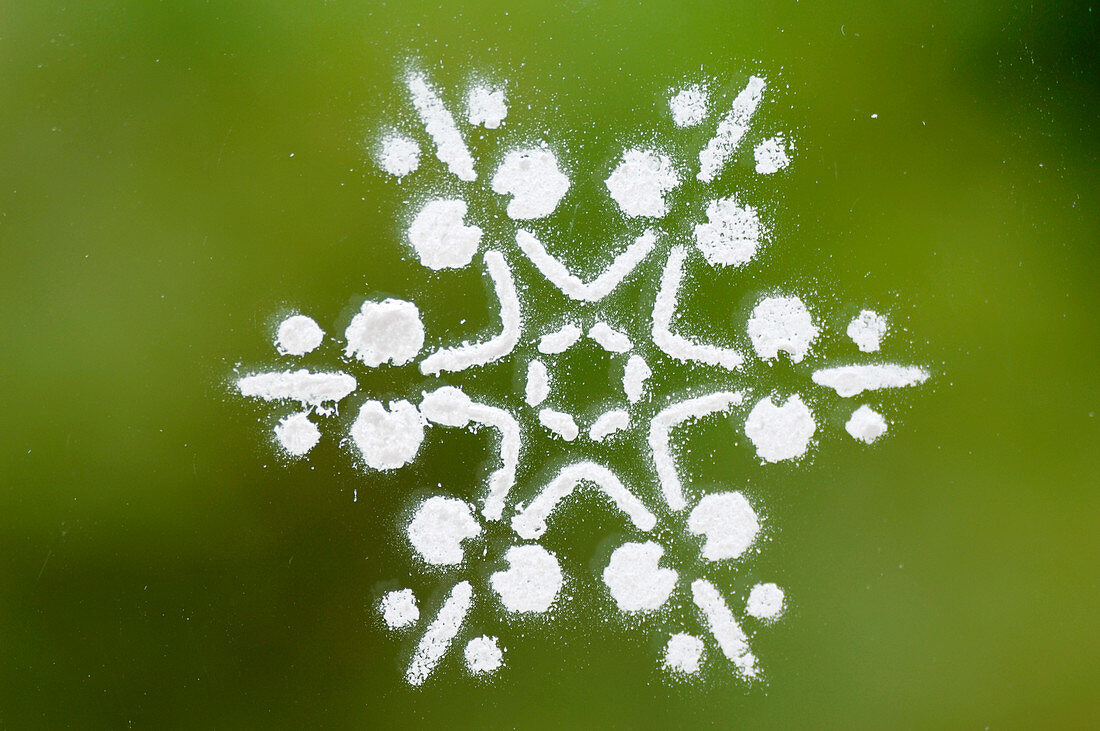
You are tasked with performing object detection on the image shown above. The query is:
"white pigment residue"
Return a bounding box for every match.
[491,147,570,220]
[466,85,507,129]
[747,296,818,363]
[490,544,562,613]
[744,394,816,463]
[539,408,579,441]
[378,133,420,179]
[524,359,550,407]
[464,635,504,674]
[516,229,656,302]
[602,541,678,613]
[698,75,766,183]
[605,148,679,218]
[237,369,356,412]
[590,409,630,442]
[691,578,758,678]
[753,135,790,175]
[687,492,759,561]
[275,315,324,356]
[407,496,481,566]
[407,199,482,270]
[538,323,582,354]
[406,580,473,686]
[847,309,888,352]
[845,404,888,443]
[380,588,419,629]
[664,633,704,674]
[350,399,425,470]
[745,582,785,621]
[812,364,929,398]
[693,197,765,269]
[669,84,708,128]
[406,72,476,182]
[622,354,652,403]
[588,321,632,353]
[344,298,424,367]
[274,412,321,457]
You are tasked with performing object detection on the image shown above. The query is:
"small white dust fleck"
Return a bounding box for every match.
[747,296,819,363]
[847,309,888,352]
[669,84,708,127]
[491,146,570,220]
[602,541,677,613]
[524,359,550,407]
[380,588,419,629]
[605,148,679,218]
[539,408,579,441]
[845,405,888,443]
[745,582,786,621]
[744,394,816,463]
[350,399,425,470]
[589,409,630,442]
[687,492,760,561]
[407,198,482,270]
[466,85,507,129]
[812,364,930,398]
[275,314,324,356]
[490,544,562,613]
[344,298,424,367]
[871,113,878,119]
[274,412,320,457]
[622,354,651,404]
[378,133,420,178]
[753,135,791,175]
[407,496,481,566]
[664,633,704,674]
[693,196,765,268]
[464,635,504,674]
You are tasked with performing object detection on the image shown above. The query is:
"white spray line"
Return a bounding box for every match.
[515,229,656,302]
[420,250,521,375]
[623,354,652,404]
[525,359,550,407]
[811,364,930,398]
[538,323,582,354]
[588,322,632,353]
[406,580,474,686]
[690,579,758,679]
[652,246,744,370]
[511,461,656,540]
[589,409,630,442]
[405,71,476,182]
[697,75,766,183]
[538,408,579,441]
[236,369,357,414]
[649,391,743,511]
[420,386,520,522]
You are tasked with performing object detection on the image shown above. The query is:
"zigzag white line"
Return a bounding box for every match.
[515,229,656,302]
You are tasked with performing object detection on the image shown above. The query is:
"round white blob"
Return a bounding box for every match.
[275,314,324,356]
[845,404,888,444]
[747,296,819,363]
[847,309,888,352]
[664,633,704,674]
[744,394,816,463]
[746,582,786,621]
[350,399,425,470]
[605,148,679,218]
[464,635,504,674]
[602,541,678,613]
[693,197,764,268]
[490,147,570,220]
[687,492,760,561]
[274,412,321,457]
[407,496,481,566]
[753,135,791,175]
[467,86,507,129]
[490,544,562,613]
[344,298,424,367]
[378,133,420,178]
[669,84,708,128]
[380,588,419,629]
[407,199,482,270]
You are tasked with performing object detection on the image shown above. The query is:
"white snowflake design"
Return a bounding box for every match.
[232,68,931,686]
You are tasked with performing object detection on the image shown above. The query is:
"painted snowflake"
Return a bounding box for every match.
[232,68,930,686]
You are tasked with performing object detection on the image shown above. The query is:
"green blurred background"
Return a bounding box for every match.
[1,1,1097,728]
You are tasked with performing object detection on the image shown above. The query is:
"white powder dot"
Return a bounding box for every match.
[605,148,679,218]
[464,635,504,674]
[538,408,579,441]
[669,84,708,128]
[275,315,324,356]
[491,147,570,220]
[693,196,764,268]
[847,309,888,352]
[747,296,819,363]
[378,133,420,178]
[274,412,320,457]
[687,492,760,561]
[602,541,677,613]
[753,135,791,175]
[746,582,785,621]
[664,633,704,674]
[407,199,482,270]
[350,399,425,470]
[622,354,651,404]
[490,544,562,613]
[466,85,507,129]
[344,298,424,367]
[845,405,888,444]
[407,496,481,566]
[524,359,550,407]
[744,394,816,463]
[380,588,419,629]
[589,409,630,442]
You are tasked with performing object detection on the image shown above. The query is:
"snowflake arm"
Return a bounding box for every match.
[515,229,656,302]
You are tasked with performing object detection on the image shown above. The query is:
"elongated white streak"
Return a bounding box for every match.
[511,461,656,540]
[697,75,766,183]
[420,386,520,522]
[538,323,582,354]
[406,581,473,686]
[588,321,632,353]
[420,250,521,375]
[525,359,550,407]
[652,246,744,370]
[405,72,476,182]
[811,364,930,398]
[691,579,758,678]
[589,409,630,442]
[623,354,652,404]
[236,370,357,414]
[538,408,579,441]
[516,229,656,302]
[649,391,743,511]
